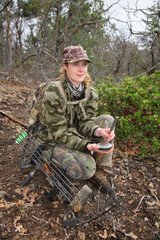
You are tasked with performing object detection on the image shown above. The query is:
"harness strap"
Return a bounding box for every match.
[55,80,90,124]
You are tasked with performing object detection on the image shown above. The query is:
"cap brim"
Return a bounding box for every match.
[64,58,92,64]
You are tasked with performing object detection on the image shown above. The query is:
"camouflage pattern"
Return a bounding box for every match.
[52,144,96,180]
[29,77,114,179]
[38,77,99,152]
[62,45,92,64]
[94,115,114,168]
[50,115,114,180]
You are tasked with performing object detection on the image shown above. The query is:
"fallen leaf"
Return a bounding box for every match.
[147,161,152,165]
[155,222,159,229]
[98,229,108,239]
[21,227,27,234]
[14,216,21,224]
[15,224,23,233]
[128,200,134,204]
[29,192,38,204]
[109,233,116,238]
[15,188,22,195]
[156,201,160,206]
[23,187,30,196]
[5,201,16,209]
[78,230,85,240]
[0,202,5,208]
[129,232,138,239]
[23,195,30,202]
[17,200,25,206]
[145,201,155,207]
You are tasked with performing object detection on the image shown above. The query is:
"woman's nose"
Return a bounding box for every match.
[78,65,84,71]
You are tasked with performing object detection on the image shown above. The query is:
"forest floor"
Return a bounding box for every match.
[0,72,160,240]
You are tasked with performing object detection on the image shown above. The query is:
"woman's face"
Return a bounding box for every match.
[62,60,88,87]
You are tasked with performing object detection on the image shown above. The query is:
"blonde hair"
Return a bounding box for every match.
[58,67,93,88]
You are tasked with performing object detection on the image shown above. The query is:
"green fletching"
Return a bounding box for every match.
[15,132,28,144]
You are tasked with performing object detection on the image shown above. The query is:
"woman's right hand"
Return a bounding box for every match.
[87,143,114,154]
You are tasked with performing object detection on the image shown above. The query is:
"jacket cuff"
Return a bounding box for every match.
[84,142,90,154]
[84,141,96,154]
[92,127,101,138]
[91,125,100,138]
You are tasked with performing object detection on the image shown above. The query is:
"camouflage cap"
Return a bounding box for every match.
[62,45,92,64]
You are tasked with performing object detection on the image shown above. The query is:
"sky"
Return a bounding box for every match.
[105,0,156,34]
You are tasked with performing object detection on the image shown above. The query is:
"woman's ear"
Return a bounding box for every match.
[62,63,68,71]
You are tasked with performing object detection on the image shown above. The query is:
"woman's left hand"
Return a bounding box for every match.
[94,128,115,142]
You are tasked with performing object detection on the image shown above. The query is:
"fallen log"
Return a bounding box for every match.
[0,110,28,128]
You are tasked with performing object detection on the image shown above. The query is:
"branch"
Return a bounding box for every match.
[136,61,160,76]
[72,19,109,34]
[14,51,60,69]
[14,54,36,68]
[0,0,13,13]
[0,110,28,128]
[41,50,60,66]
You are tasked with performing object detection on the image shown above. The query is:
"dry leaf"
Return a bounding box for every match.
[145,201,155,207]
[14,188,22,195]
[52,201,59,208]
[14,216,21,224]
[17,200,25,206]
[21,227,27,234]
[29,192,38,203]
[98,229,108,239]
[0,202,5,208]
[155,222,159,229]
[23,195,30,201]
[23,187,30,196]
[0,199,5,208]
[129,232,138,239]
[109,233,116,238]
[128,200,134,204]
[15,224,23,232]
[78,231,85,240]
[5,201,16,209]
[156,201,160,206]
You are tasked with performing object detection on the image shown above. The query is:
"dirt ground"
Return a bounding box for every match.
[0,74,160,240]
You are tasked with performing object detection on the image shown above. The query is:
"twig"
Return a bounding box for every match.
[0,0,13,13]
[32,215,49,224]
[148,188,159,202]
[14,54,36,68]
[0,110,28,128]
[104,168,115,176]
[41,50,60,66]
[136,196,146,210]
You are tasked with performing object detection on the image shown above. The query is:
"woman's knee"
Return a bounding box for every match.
[52,145,96,180]
[95,114,114,129]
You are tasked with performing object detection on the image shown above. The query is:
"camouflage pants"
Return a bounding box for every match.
[51,115,114,180]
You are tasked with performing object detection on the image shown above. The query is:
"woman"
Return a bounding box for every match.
[31,45,115,181]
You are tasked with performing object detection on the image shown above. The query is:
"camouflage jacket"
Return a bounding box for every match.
[38,78,99,152]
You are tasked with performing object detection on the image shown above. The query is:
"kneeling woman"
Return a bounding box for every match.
[30,45,115,180]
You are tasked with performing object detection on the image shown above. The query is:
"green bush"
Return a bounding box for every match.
[95,71,160,158]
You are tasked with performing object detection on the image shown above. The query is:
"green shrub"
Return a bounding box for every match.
[95,71,160,158]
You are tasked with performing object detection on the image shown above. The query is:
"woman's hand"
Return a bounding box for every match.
[94,128,115,142]
[87,143,114,154]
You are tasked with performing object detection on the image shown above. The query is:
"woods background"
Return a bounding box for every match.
[0,0,160,81]
[0,1,160,239]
